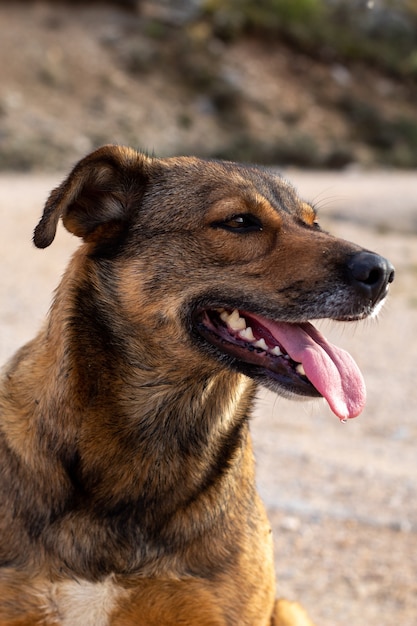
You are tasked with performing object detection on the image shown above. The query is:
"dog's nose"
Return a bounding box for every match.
[347,251,395,303]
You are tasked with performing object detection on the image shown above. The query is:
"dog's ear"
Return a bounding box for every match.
[33,145,151,248]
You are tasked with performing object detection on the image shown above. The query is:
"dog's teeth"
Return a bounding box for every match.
[239,326,255,342]
[220,309,246,331]
[226,309,247,331]
[271,346,282,357]
[232,318,247,331]
[220,310,230,322]
[229,309,240,323]
[296,363,306,376]
[253,338,268,351]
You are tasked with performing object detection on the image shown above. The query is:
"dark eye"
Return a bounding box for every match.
[212,214,263,233]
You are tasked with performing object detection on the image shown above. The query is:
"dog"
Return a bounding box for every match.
[0,145,394,625]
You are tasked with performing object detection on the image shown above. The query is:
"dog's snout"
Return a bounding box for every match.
[347,251,395,302]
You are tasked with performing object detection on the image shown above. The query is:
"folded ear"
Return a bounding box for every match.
[33,145,151,248]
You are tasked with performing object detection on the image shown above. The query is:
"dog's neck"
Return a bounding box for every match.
[39,269,256,494]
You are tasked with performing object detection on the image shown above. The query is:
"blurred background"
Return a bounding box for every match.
[1,2,417,626]
[0,0,417,170]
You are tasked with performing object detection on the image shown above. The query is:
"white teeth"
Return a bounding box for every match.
[228,309,240,325]
[221,309,247,331]
[239,326,255,341]
[220,310,230,322]
[253,338,268,351]
[296,363,306,376]
[219,309,287,360]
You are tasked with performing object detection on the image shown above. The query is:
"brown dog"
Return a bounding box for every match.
[0,146,394,625]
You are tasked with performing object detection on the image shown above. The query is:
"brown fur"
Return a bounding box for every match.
[0,146,393,625]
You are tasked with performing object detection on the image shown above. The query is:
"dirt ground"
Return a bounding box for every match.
[0,170,416,625]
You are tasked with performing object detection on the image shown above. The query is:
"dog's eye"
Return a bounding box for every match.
[213,214,263,233]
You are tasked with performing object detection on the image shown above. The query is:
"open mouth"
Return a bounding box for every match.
[195,307,366,421]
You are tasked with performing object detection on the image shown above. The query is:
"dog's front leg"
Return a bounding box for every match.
[272,599,316,626]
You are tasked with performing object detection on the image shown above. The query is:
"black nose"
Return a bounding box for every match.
[347,251,395,303]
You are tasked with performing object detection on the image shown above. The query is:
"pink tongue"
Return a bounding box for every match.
[252,316,366,420]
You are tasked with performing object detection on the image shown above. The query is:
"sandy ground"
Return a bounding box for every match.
[0,170,416,625]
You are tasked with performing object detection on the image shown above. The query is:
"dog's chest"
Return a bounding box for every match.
[48,576,128,626]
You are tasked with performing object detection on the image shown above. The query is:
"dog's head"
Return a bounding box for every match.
[34,145,394,421]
